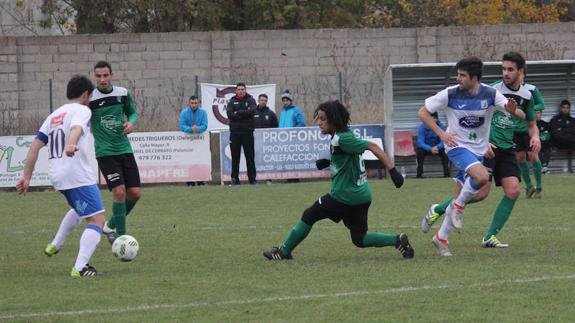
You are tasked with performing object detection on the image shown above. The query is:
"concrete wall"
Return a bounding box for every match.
[1,22,575,135]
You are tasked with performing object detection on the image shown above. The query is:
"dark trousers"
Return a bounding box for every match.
[416,147,450,177]
[539,140,552,167]
[230,132,256,183]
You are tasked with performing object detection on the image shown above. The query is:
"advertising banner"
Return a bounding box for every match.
[219,124,385,182]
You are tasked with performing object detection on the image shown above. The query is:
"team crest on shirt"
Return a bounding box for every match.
[50,112,67,128]
[459,116,485,128]
[480,100,489,110]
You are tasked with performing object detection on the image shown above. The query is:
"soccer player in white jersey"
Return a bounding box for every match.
[16,75,106,277]
[417,57,523,256]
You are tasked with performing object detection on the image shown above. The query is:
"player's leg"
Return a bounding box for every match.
[45,208,82,256]
[345,203,414,258]
[514,133,535,197]
[263,194,335,260]
[482,152,520,247]
[528,150,543,197]
[64,184,105,277]
[97,156,126,240]
[229,132,242,184]
[123,153,142,216]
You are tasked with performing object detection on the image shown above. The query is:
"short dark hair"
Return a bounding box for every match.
[67,74,94,100]
[94,60,112,73]
[314,100,350,132]
[502,51,526,71]
[189,95,199,101]
[236,82,246,88]
[456,57,483,80]
[560,99,571,107]
[258,93,268,99]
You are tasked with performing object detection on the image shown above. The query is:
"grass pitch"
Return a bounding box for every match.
[1,174,574,322]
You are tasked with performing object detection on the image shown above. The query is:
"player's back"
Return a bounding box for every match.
[39,103,97,190]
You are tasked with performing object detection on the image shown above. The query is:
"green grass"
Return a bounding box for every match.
[1,174,574,322]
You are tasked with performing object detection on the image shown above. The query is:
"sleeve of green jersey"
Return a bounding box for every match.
[339,132,368,155]
[531,87,545,111]
[125,93,138,124]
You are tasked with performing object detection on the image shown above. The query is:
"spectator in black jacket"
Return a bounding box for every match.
[549,99,575,150]
[226,83,257,185]
[254,94,278,129]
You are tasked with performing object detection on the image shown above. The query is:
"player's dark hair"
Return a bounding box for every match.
[314,100,350,132]
[236,82,246,88]
[67,74,94,99]
[94,60,112,73]
[189,95,199,101]
[456,57,483,80]
[503,51,526,71]
[258,93,268,99]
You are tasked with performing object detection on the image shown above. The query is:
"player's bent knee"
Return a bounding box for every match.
[127,188,142,201]
[86,213,106,227]
[112,186,127,201]
[301,206,319,226]
[351,232,366,248]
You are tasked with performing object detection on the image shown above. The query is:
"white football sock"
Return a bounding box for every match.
[51,209,81,249]
[454,177,478,206]
[438,204,455,241]
[74,224,102,271]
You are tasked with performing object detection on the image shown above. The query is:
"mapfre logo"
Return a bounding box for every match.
[211,87,236,125]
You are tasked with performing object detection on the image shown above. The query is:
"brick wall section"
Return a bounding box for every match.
[1,22,574,134]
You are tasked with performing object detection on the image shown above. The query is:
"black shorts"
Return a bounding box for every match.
[97,153,141,191]
[483,148,521,187]
[302,194,370,235]
[513,132,531,152]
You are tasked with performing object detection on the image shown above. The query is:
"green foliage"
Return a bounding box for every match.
[32,0,573,34]
[1,175,575,321]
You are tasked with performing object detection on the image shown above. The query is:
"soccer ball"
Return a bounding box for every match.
[112,235,139,261]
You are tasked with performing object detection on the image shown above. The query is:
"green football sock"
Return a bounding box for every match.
[484,196,516,241]
[281,220,312,257]
[362,232,398,247]
[112,202,127,235]
[519,162,532,189]
[532,160,543,190]
[126,199,137,216]
[434,197,453,215]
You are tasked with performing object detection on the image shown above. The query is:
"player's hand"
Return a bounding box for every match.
[65,144,78,157]
[440,132,457,147]
[505,98,517,114]
[192,125,198,133]
[16,177,29,195]
[431,146,439,154]
[529,136,541,154]
[315,159,330,170]
[388,167,404,188]
[124,121,135,134]
[484,143,495,159]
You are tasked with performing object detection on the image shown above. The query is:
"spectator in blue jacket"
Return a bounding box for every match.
[180,95,208,186]
[279,90,306,128]
[180,95,208,134]
[416,112,450,178]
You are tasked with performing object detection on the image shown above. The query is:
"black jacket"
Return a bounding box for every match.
[254,106,278,129]
[549,113,575,149]
[226,94,257,133]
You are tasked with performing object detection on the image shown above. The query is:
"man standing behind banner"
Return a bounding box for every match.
[180,95,208,186]
[254,94,278,129]
[226,82,257,185]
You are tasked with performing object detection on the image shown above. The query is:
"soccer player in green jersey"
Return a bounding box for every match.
[522,81,546,197]
[89,61,142,242]
[263,100,414,260]
[421,52,530,251]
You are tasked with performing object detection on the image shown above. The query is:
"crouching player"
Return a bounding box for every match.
[16,75,105,277]
[263,100,414,260]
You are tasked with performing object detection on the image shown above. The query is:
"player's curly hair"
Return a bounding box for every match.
[314,100,350,132]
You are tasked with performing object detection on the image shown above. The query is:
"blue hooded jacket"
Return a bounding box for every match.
[417,121,446,152]
[180,106,208,133]
[279,104,306,128]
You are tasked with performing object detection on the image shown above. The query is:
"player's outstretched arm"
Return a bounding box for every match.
[16,139,45,195]
[65,125,84,157]
[367,141,403,188]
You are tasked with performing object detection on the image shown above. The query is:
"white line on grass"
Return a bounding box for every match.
[1,274,574,320]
